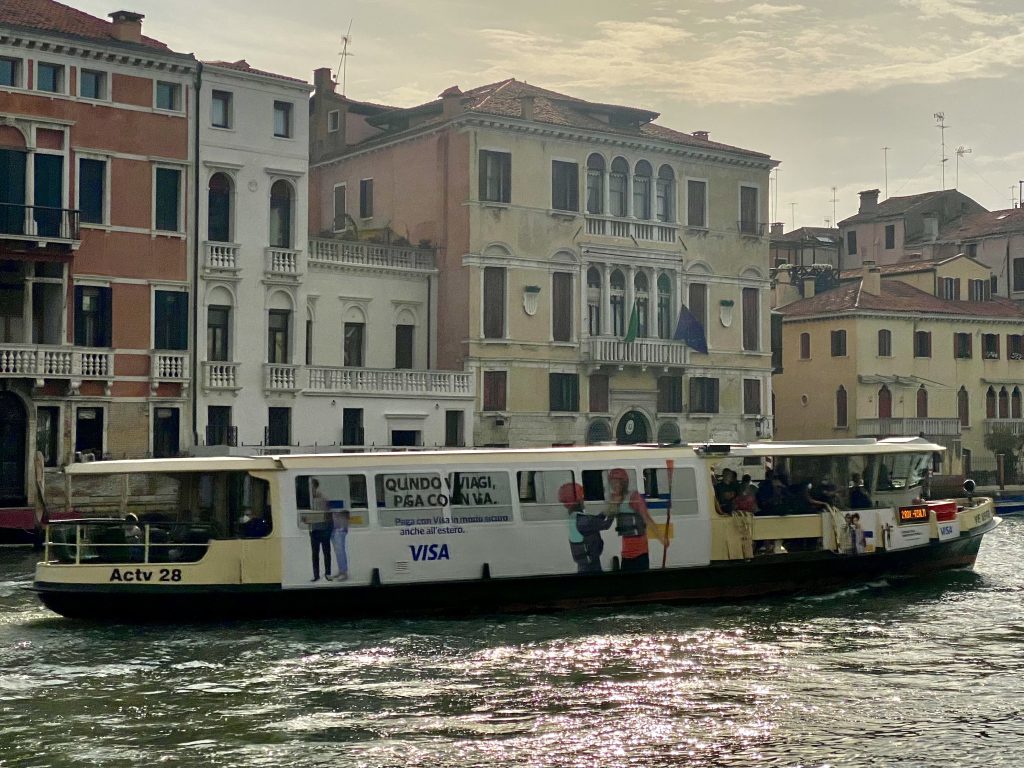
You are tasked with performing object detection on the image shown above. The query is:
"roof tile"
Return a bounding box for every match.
[0,0,171,51]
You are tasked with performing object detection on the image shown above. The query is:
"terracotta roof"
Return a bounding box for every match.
[836,253,985,280]
[772,226,840,243]
[839,190,963,225]
[0,0,171,51]
[779,278,1024,320]
[205,59,308,85]
[939,207,1024,240]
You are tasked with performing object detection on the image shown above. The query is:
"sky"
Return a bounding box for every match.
[74,0,1024,229]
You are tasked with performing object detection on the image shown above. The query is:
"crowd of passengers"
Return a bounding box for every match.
[713,468,873,516]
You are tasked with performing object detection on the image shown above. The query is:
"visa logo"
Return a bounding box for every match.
[409,543,450,561]
[939,524,955,536]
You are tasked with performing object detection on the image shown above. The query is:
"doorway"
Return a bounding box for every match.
[0,392,27,506]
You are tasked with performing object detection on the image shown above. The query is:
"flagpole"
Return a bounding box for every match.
[662,458,674,568]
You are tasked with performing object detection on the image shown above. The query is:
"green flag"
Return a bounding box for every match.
[624,301,640,343]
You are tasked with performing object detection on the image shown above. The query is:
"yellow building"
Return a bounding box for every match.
[775,256,1024,477]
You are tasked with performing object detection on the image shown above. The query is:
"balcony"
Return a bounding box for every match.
[857,417,962,437]
[202,361,240,391]
[984,419,1024,436]
[0,345,112,383]
[203,242,240,275]
[585,337,687,367]
[584,215,677,244]
[306,367,474,398]
[151,352,189,391]
[264,363,299,393]
[308,238,436,273]
[0,203,80,247]
[264,247,303,282]
[737,221,767,237]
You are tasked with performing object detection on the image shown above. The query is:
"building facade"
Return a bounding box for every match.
[0,3,194,514]
[310,75,777,447]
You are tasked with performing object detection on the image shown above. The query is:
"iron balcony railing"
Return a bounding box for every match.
[0,203,80,242]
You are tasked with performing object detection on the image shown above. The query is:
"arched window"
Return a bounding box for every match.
[587,266,602,336]
[656,164,675,223]
[1014,387,1022,419]
[986,386,996,418]
[269,180,294,249]
[633,160,652,220]
[878,385,892,419]
[800,332,810,359]
[208,172,232,243]
[586,154,605,215]
[999,386,1009,418]
[657,273,673,339]
[634,272,649,338]
[916,386,928,418]
[610,269,626,336]
[609,157,629,217]
[836,385,848,427]
[958,386,970,427]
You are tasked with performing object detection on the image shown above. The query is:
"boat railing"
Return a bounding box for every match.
[44,519,215,566]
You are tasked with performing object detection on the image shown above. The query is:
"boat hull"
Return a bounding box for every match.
[33,517,997,621]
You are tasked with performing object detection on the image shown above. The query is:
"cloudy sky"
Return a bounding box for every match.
[76,0,1024,227]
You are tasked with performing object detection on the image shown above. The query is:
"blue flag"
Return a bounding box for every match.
[673,304,708,353]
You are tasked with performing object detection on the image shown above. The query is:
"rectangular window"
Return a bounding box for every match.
[657,376,683,413]
[800,332,811,359]
[847,230,857,257]
[395,324,414,369]
[969,279,989,302]
[938,277,955,300]
[306,317,313,365]
[688,283,707,336]
[445,410,465,447]
[154,167,182,232]
[830,329,847,357]
[267,309,290,363]
[342,408,364,446]
[75,407,103,457]
[885,224,895,249]
[327,110,340,132]
[739,185,759,234]
[742,287,759,351]
[155,81,180,111]
[954,332,972,359]
[359,178,373,218]
[74,286,111,347]
[207,305,230,361]
[333,184,347,231]
[914,330,932,358]
[483,266,506,339]
[36,406,60,467]
[549,373,579,412]
[479,150,511,203]
[878,329,892,357]
[1009,334,1023,360]
[211,90,232,128]
[518,469,576,521]
[689,377,719,414]
[344,322,365,367]
[551,161,579,212]
[78,158,105,224]
[687,180,706,227]
[153,290,188,350]
[36,62,63,93]
[983,333,1000,359]
[552,272,573,342]
[743,379,762,415]
[267,407,291,447]
[589,374,609,413]
[273,101,293,138]
[206,406,234,447]
[483,370,506,411]
[0,57,20,87]
[80,69,105,100]
[1014,259,1024,292]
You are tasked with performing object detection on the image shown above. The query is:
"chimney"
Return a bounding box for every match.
[313,67,336,95]
[802,276,816,298]
[520,95,535,121]
[862,259,881,296]
[108,11,144,44]
[439,85,463,119]
[858,189,880,214]
[770,222,785,236]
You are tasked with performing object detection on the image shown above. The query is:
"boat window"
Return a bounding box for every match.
[295,474,369,528]
[581,468,638,514]
[517,469,575,521]
[875,452,930,491]
[448,471,514,524]
[374,472,447,527]
[641,466,701,517]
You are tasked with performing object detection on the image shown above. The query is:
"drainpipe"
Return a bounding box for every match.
[191,62,203,451]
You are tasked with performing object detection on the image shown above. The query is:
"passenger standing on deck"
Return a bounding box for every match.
[607,468,666,572]
[308,479,333,582]
[329,500,350,581]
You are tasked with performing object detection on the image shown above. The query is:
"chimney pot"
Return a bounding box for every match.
[770,222,784,236]
[439,85,464,119]
[692,130,710,140]
[802,276,816,299]
[313,67,336,94]
[108,10,144,43]
[862,260,881,295]
[520,95,535,121]
[858,189,880,214]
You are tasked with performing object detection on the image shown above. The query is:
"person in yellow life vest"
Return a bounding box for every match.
[607,468,666,572]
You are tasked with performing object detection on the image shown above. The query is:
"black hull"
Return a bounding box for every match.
[34,522,994,621]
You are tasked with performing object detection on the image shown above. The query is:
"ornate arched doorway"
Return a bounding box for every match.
[0,392,27,506]
[615,410,650,445]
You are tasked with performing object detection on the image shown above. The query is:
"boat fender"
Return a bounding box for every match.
[371,567,382,587]
[481,563,491,580]
[611,555,620,572]
[963,478,976,503]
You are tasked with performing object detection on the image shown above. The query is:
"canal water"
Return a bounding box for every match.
[2,520,1023,768]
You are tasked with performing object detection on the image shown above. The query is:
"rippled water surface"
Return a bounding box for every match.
[2,520,1024,767]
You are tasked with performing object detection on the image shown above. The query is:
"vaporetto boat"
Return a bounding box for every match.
[32,438,998,620]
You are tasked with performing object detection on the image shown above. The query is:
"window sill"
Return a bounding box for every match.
[479,201,510,209]
[548,412,580,419]
[686,225,709,233]
[273,134,295,141]
[688,412,716,419]
[741,414,763,420]
[549,209,578,220]
[80,223,111,231]
[210,124,235,132]
[152,230,186,240]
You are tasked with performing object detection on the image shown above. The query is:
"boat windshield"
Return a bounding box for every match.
[869,452,932,491]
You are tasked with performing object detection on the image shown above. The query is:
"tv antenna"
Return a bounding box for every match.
[830,186,838,228]
[336,20,354,97]
[881,146,890,198]
[789,201,797,230]
[934,112,948,189]
[954,146,971,189]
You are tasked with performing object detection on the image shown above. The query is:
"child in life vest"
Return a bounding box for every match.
[559,482,613,573]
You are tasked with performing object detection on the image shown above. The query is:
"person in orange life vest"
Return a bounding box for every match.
[607,468,666,572]
[558,481,614,573]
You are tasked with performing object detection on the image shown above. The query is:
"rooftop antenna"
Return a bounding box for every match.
[954,146,971,189]
[830,186,838,227]
[881,147,890,198]
[789,201,797,230]
[934,112,948,189]
[335,20,354,97]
